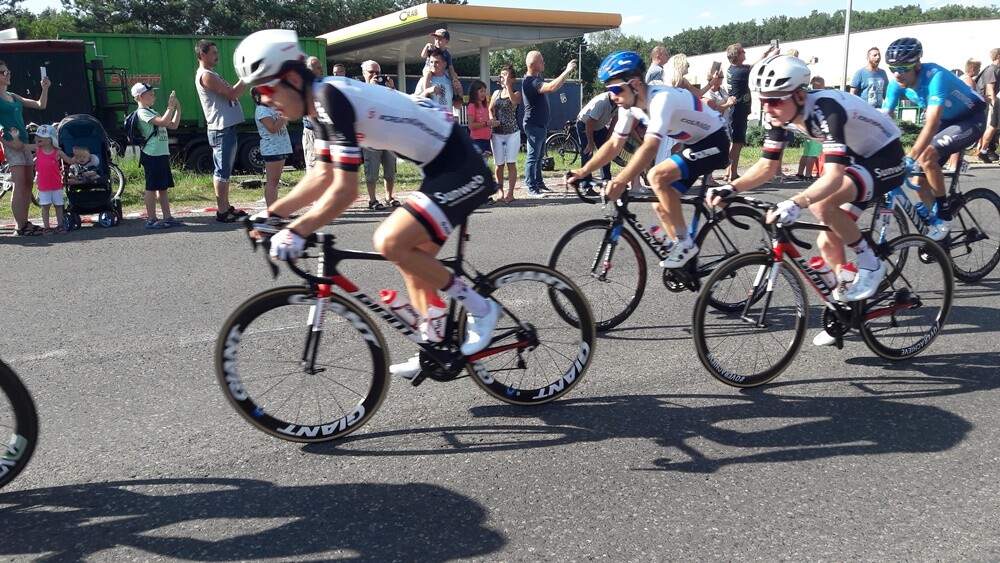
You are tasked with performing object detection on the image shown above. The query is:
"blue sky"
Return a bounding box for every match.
[28,0,996,39]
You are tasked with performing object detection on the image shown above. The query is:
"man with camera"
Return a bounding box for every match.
[361,60,399,209]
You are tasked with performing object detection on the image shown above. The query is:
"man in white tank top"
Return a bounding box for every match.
[195,39,248,223]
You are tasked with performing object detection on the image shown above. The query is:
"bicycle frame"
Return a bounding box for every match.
[871,155,969,245]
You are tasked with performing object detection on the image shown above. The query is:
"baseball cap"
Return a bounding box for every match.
[430,29,450,41]
[34,124,56,139]
[131,82,157,97]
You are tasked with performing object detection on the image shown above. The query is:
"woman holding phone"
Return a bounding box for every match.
[0,61,51,236]
[489,64,522,203]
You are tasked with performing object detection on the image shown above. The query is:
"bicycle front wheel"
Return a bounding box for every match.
[548,219,647,331]
[464,263,596,405]
[0,359,38,489]
[215,286,390,443]
[947,188,1000,282]
[694,206,770,311]
[692,252,807,388]
[861,235,953,360]
[545,132,579,170]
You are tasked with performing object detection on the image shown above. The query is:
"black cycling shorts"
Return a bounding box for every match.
[666,128,731,193]
[403,124,498,246]
[931,110,986,163]
[838,140,906,220]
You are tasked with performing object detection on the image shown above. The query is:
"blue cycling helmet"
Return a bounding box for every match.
[885,38,922,66]
[598,50,645,83]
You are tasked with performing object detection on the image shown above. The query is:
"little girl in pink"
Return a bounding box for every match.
[31,124,74,234]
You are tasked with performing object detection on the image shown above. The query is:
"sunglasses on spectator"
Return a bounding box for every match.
[759,93,795,107]
[888,63,916,74]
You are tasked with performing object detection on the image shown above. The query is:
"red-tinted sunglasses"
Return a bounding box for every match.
[759,93,794,107]
[255,73,291,97]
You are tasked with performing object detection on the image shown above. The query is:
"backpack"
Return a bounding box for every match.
[124,110,155,147]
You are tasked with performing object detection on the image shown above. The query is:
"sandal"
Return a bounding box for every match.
[16,223,43,236]
[368,200,386,210]
[386,198,401,207]
[145,219,167,229]
[56,226,67,235]
[42,227,54,236]
[162,218,183,227]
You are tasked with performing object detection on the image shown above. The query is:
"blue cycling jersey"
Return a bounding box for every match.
[882,62,985,121]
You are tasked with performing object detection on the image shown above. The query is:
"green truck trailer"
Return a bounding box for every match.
[57,32,327,173]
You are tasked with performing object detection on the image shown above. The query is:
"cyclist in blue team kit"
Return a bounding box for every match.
[231,30,501,373]
[881,37,987,241]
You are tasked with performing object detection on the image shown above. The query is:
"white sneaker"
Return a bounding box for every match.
[389,354,421,380]
[925,218,951,241]
[659,242,699,268]
[813,328,857,346]
[460,299,501,356]
[843,261,886,301]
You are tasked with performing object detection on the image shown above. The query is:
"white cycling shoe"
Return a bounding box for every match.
[925,218,951,241]
[659,242,699,269]
[460,299,501,356]
[389,354,421,380]
[842,261,886,302]
[813,328,857,346]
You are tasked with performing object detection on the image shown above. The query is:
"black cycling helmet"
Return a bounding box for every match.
[885,38,923,66]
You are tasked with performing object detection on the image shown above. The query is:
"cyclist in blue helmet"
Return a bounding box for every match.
[568,50,730,268]
[881,37,987,240]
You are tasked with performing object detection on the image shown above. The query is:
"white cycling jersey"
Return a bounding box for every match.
[308,77,456,170]
[611,85,725,144]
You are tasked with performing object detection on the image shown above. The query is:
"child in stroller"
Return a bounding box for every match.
[55,114,125,229]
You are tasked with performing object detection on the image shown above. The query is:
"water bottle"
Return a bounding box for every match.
[913,201,930,220]
[648,225,666,245]
[836,263,858,301]
[808,256,837,290]
[422,296,448,343]
[380,289,420,328]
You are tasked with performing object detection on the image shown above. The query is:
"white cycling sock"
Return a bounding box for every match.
[442,275,489,316]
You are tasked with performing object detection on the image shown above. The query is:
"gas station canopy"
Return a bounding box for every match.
[319,3,621,66]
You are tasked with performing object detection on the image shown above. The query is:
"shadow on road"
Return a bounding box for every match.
[306,351,996,474]
[0,478,503,561]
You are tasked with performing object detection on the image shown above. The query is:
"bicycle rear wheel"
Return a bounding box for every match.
[215,286,390,443]
[548,219,647,331]
[947,188,1000,282]
[0,359,38,489]
[464,263,596,405]
[692,252,807,387]
[861,235,953,360]
[544,132,579,170]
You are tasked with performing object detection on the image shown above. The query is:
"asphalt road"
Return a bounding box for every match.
[2,171,999,561]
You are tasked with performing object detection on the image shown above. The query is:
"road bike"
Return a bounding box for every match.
[214,218,597,443]
[692,195,954,388]
[0,358,38,489]
[864,152,1000,282]
[548,180,769,331]
[544,120,581,171]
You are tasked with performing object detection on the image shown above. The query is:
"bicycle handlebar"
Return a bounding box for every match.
[243,217,326,282]
[564,172,606,205]
[720,193,823,250]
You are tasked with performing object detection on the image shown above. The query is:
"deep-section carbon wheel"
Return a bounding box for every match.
[692,252,807,388]
[464,263,596,405]
[548,219,646,331]
[946,188,1000,282]
[215,286,390,443]
[0,359,38,489]
[861,235,953,360]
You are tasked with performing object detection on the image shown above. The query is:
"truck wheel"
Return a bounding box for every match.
[186,145,214,174]
[239,139,264,174]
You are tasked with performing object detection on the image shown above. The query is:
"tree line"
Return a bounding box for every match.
[4,1,998,94]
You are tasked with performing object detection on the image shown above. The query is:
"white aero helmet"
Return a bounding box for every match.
[751,54,811,93]
[234,29,305,86]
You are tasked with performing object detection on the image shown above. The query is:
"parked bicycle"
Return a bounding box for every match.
[0,358,38,489]
[544,120,581,171]
[692,195,954,388]
[548,179,769,331]
[214,218,597,443]
[865,151,1000,282]
[0,161,39,207]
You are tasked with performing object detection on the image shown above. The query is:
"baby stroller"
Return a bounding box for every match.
[56,114,126,229]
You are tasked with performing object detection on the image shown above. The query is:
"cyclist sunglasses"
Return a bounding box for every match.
[605,81,632,95]
[759,93,794,107]
[888,63,916,74]
[255,74,290,97]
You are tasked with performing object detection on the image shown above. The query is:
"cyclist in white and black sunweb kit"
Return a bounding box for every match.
[233,30,501,369]
[705,55,908,345]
